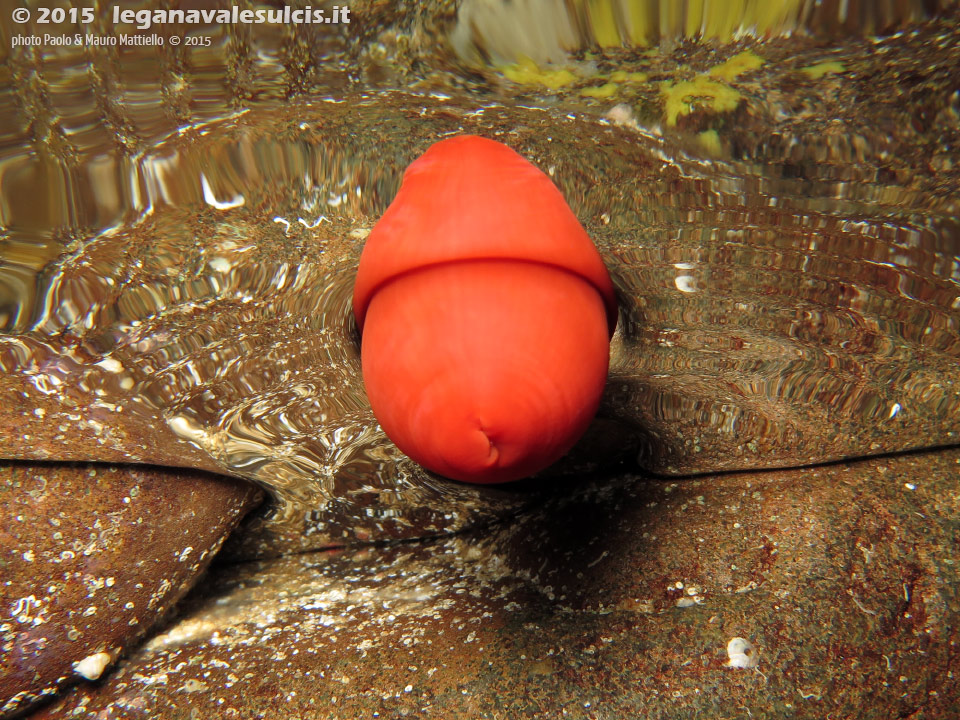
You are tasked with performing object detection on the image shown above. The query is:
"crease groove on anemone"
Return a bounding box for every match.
[479,425,500,465]
[352,256,619,336]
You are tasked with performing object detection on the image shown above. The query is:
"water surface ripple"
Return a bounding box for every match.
[1,11,958,550]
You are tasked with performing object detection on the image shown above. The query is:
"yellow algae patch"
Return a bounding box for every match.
[697,129,722,156]
[660,77,743,126]
[581,82,619,99]
[800,61,846,79]
[658,51,762,126]
[707,50,765,81]
[610,70,649,83]
[501,55,577,89]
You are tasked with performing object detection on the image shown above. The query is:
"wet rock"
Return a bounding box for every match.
[28,448,959,719]
[0,369,222,473]
[0,462,261,718]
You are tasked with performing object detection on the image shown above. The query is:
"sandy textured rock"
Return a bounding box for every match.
[0,463,261,718]
[26,448,959,719]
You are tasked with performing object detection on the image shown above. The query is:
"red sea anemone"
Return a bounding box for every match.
[353,135,617,483]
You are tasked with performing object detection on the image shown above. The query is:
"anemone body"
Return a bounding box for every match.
[353,135,617,484]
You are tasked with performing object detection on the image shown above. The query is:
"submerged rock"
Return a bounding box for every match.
[27,448,960,719]
[0,463,260,718]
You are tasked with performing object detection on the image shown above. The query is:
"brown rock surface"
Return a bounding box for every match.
[0,462,261,718]
[0,367,225,473]
[26,448,959,719]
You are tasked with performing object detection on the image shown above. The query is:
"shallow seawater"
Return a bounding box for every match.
[1,1,959,552]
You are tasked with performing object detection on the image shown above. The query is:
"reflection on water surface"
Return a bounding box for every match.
[1,1,958,552]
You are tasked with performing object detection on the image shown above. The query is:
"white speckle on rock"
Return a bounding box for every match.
[604,103,639,130]
[74,651,112,680]
[179,679,209,693]
[726,637,759,668]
